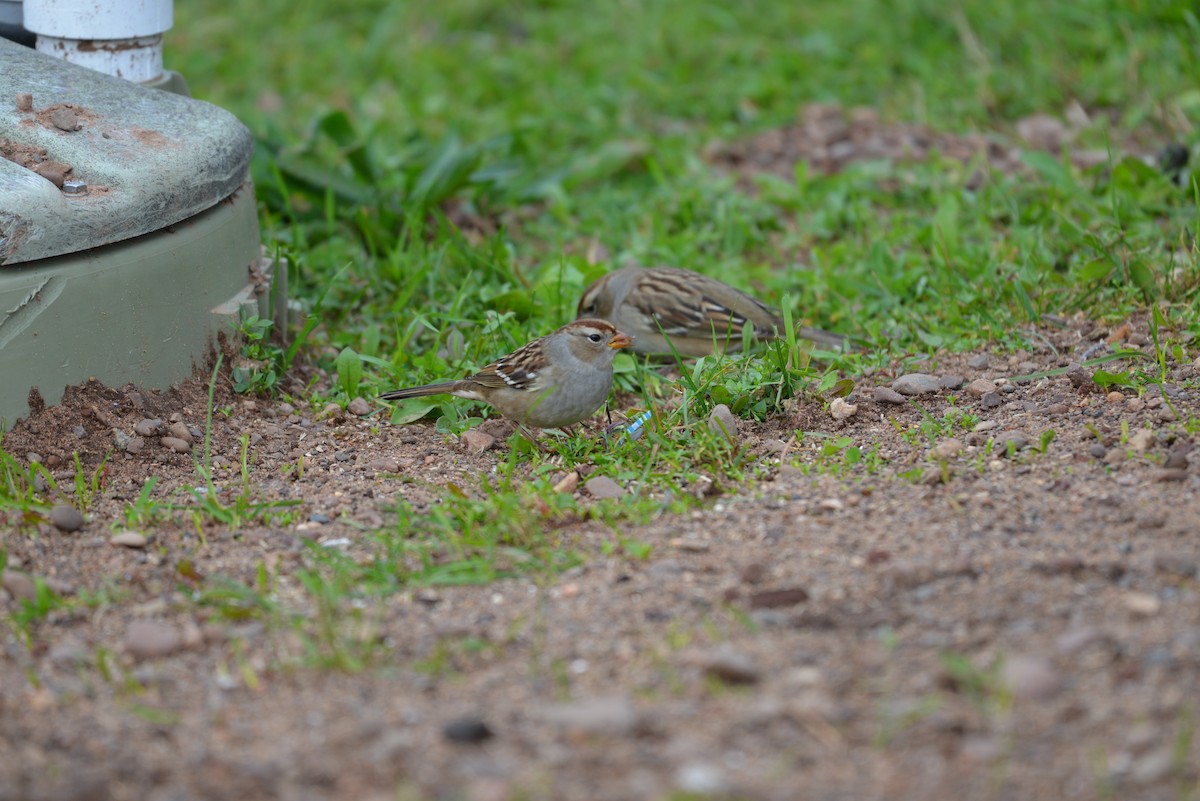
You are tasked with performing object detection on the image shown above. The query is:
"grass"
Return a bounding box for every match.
[169,0,1198,391]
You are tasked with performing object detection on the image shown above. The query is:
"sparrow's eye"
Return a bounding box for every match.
[588,332,603,343]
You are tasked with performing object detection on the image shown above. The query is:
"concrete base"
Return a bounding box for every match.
[0,183,267,427]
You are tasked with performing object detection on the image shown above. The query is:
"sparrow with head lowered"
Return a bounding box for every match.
[380,319,633,429]
[577,265,845,357]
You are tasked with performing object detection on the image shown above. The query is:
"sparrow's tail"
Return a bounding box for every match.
[379,382,460,401]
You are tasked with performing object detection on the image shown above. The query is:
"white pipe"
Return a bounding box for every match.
[23,0,173,84]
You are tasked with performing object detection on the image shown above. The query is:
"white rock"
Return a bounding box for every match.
[829,397,858,421]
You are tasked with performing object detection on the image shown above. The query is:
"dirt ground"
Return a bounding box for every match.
[2,108,1198,801]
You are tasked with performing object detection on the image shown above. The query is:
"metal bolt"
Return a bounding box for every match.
[62,179,88,196]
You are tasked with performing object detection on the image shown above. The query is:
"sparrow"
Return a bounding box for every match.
[577,266,846,357]
[380,319,633,429]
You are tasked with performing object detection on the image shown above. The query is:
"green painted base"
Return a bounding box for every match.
[0,183,267,427]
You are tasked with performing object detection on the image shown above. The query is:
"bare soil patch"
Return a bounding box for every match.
[710,103,1162,185]
[2,313,1197,801]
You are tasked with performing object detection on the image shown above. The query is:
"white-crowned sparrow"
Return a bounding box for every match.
[577,266,846,357]
[380,319,633,429]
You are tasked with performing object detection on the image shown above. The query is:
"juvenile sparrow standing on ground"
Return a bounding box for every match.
[577,266,846,357]
[380,319,633,429]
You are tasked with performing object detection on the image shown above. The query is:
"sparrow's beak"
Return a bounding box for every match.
[609,331,634,350]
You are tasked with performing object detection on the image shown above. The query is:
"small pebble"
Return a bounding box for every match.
[134,418,163,437]
[1164,447,1190,470]
[708,404,738,442]
[533,696,639,736]
[1089,443,1107,459]
[110,531,148,548]
[460,429,495,454]
[747,587,809,609]
[124,620,183,661]
[49,503,84,532]
[829,397,857,421]
[932,438,963,460]
[161,436,191,454]
[585,476,623,500]
[967,354,989,369]
[874,387,906,405]
[49,106,80,131]
[1123,591,1161,617]
[1107,391,1125,404]
[442,717,493,744]
[1001,654,1061,701]
[309,513,332,524]
[1128,429,1155,453]
[553,471,580,494]
[940,374,965,390]
[2,569,37,601]
[967,378,997,398]
[981,392,1002,409]
[697,645,761,684]
[891,373,941,395]
[167,422,193,443]
[347,397,371,416]
[994,430,1030,456]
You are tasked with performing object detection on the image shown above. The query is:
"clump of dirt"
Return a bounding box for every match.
[129,126,177,149]
[0,135,73,187]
